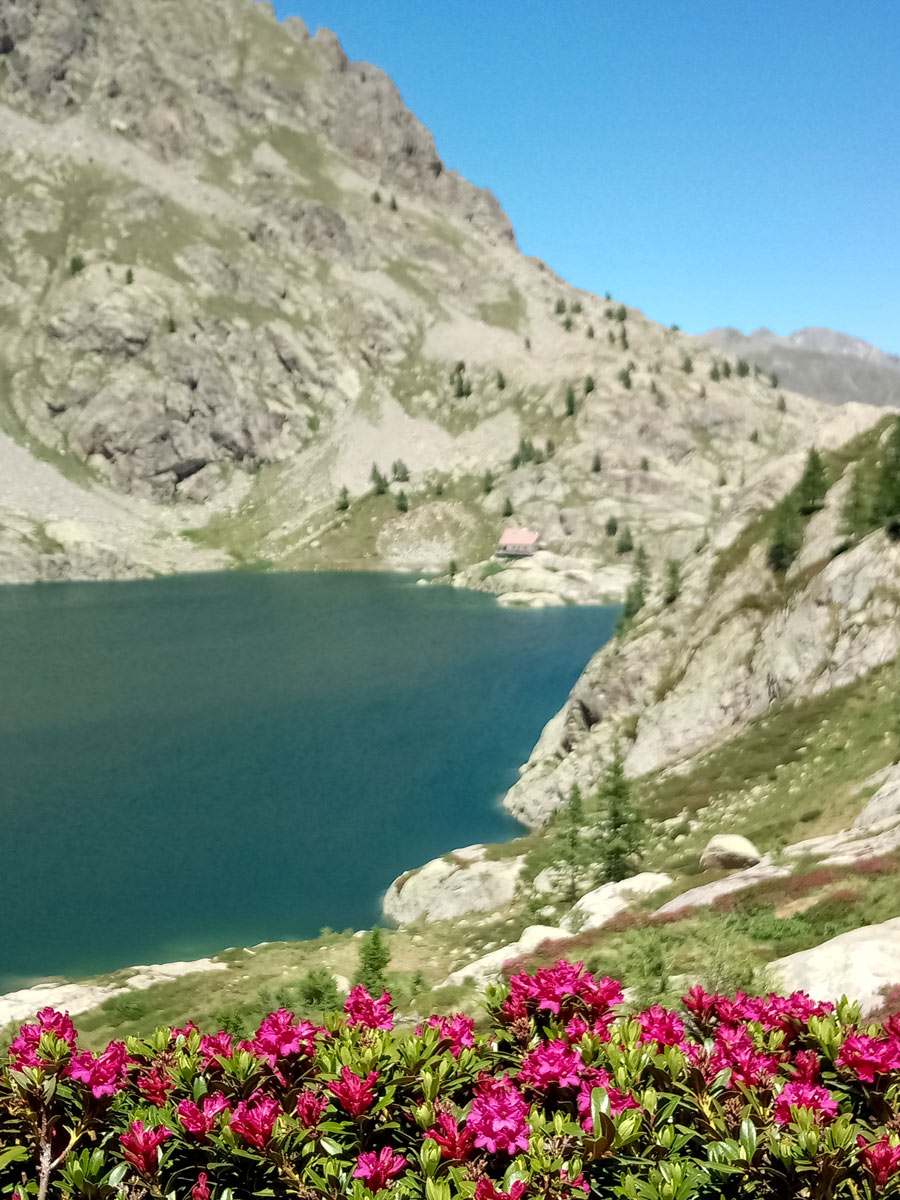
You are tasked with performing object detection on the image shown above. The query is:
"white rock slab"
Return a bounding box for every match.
[768,918,900,1014]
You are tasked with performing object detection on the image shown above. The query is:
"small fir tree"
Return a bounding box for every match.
[586,324,595,339]
[336,486,350,512]
[664,558,681,605]
[370,464,388,495]
[777,394,787,412]
[736,358,750,378]
[597,744,643,883]
[391,459,410,482]
[496,371,506,390]
[766,497,802,573]
[616,525,634,554]
[353,927,390,994]
[681,355,693,374]
[592,452,602,473]
[796,448,829,514]
[502,496,514,517]
[619,327,629,350]
[482,470,495,495]
[395,490,408,512]
[585,375,595,395]
[710,362,721,381]
[842,463,871,538]
[69,255,86,276]
[605,515,619,537]
[565,386,576,417]
[721,360,732,379]
[125,268,134,285]
[873,418,900,535]
[550,785,590,903]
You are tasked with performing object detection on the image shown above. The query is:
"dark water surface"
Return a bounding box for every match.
[0,571,618,990]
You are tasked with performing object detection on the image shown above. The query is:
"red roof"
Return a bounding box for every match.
[498,528,540,547]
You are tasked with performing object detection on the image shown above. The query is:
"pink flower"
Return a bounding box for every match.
[199,1031,234,1066]
[67,1041,129,1098]
[792,1050,821,1083]
[329,1067,379,1117]
[244,1010,320,1067]
[683,985,717,1024]
[119,1120,172,1175]
[419,1013,476,1057]
[858,1135,900,1190]
[577,1067,639,1131]
[353,1146,407,1191]
[137,1067,175,1107]
[296,1089,327,1128]
[178,1093,230,1140]
[424,1111,476,1162]
[171,1021,199,1041]
[838,1034,900,1082]
[638,1005,685,1047]
[475,1181,527,1200]
[504,962,622,1024]
[10,1008,77,1068]
[773,1082,838,1126]
[344,986,395,1031]
[710,1024,780,1087]
[229,1093,281,1148]
[519,1040,583,1090]
[466,1074,531,1156]
[192,1173,211,1200]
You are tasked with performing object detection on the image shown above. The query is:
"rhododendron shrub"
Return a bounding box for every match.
[4,973,900,1198]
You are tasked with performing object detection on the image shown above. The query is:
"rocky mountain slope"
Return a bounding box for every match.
[0,0,883,587]
[699,326,900,409]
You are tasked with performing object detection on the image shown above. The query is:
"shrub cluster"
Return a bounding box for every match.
[5,965,900,1198]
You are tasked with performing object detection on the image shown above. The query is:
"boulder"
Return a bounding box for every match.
[699,834,762,870]
[382,847,526,925]
[654,862,790,916]
[561,872,673,933]
[438,925,569,990]
[768,918,900,1014]
[853,764,900,832]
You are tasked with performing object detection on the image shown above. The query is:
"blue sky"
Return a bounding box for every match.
[268,1,900,354]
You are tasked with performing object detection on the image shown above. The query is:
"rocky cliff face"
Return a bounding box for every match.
[0,0,887,582]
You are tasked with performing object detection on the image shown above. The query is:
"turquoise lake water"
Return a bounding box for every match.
[0,572,618,991]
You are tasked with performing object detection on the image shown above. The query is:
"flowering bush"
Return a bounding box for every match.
[3,964,900,1198]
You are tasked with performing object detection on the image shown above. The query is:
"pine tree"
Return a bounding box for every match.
[709,363,721,382]
[681,355,693,374]
[395,490,408,512]
[585,375,595,395]
[502,496,514,517]
[605,515,618,537]
[597,745,643,883]
[796,448,828,514]
[736,358,750,378]
[616,525,634,554]
[873,418,900,535]
[842,463,871,538]
[621,545,650,621]
[550,785,589,903]
[664,558,681,605]
[482,470,494,495]
[766,497,802,573]
[391,459,409,482]
[125,268,134,285]
[586,324,595,340]
[619,327,629,351]
[370,464,388,495]
[336,486,350,512]
[777,394,787,412]
[565,386,576,417]
[353,928,390,994]
[496,371,506,390]
[591,452,602,473]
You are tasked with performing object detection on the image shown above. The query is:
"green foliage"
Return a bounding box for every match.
[502,496,514,518]
[391,459,409,483]
[336,486,350,512]
[619,326,629,350]
[736,358,750,377]
[571,300,583,314]
[709,362,721,381]
[395,490,408,513]
[389,195,398,212]
[681,355,693,374]
[297,967,341,1013]
[616,525,634,554]
[605,514,619,537]
[496,370,506,390]
[620,544,650,625]
[565,386,576,417]
[167,316,177,333]
[510,438,545,470]
[548,785,594,903]
[770,371,779,388]
[69,254,86,276]
[371,190,382,203]
[586,324,595,339]
[597,743,644,882]
[750,428,759,443]
[718,471,727,486]
[555,298,566,314]
[615,304,628,322]
[796,448,829,514]
[592,452,602,474]
[721,359,732,379]
[873,417,900,535]
[370,464,388,495]
[664,558,681,605]
[777,393,787,412]
[125,267,134,285]
[640,456,649,471]
[766,495,803,573]
[353,926,390,993]
[447,558,458,578]
[618,367,632,390]
[585,375,595,395]
[842,463,871,538]
[482,470,495,495]
[563,315,573,332]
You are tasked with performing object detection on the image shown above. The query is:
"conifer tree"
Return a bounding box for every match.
[873,418,900,535]
[502,496,514,517]
[842,463,870,538]
[336,486,350,512]
[370,464,388,495]
[605,515,618,537]
[664,558,681,605]
[616,525,634,554]
[766,496,802,573]
[550,785,589,903]
[585,375,595,395]
[796,448,828,514]
[592,452,602,473]
[565,386,576,417]
[598,745,643,883]
[395,490,408,512]
[354,928,390,994]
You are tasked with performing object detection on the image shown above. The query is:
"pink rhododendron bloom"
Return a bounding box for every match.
[191,1173,210,1200]
[838,1034,900,1082]
[577,1067,639,1131]
[229,1093,281,1148]
[638,1005,685,1047]
[344,985,395,1031]
[858,1135,900,1189]
[419,1013,476,1057]
[329,1066,379,1116]
[199,1031,234,1066]
[245,1009,320,1067]
[519,1039,583,1090]
[67,1041,129,1098]
[138,1067,175,1107]
[119,1120,172,1175]
[504,962,622,1024]
[683,985,717,1024]
[171,1021,199,1041]
[561,1169,589,1196]
[296,1089,327,1127]
[353,1146,407,1190]
[424,1111,476,1162]
[466,1074,531,1155]
[10,1008,77,1068]
[792,1050,822,1083]
[178,1093,231,1140]
[710,1024,780,1087]
[474,1180,527,1200]
[773,1082,838,1126]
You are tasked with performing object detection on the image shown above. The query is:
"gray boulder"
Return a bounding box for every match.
[382,846,525,925]
[562,872,672,933]
[853,764,900,832]
[768,918,900,1014]
[700,834,762,870]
